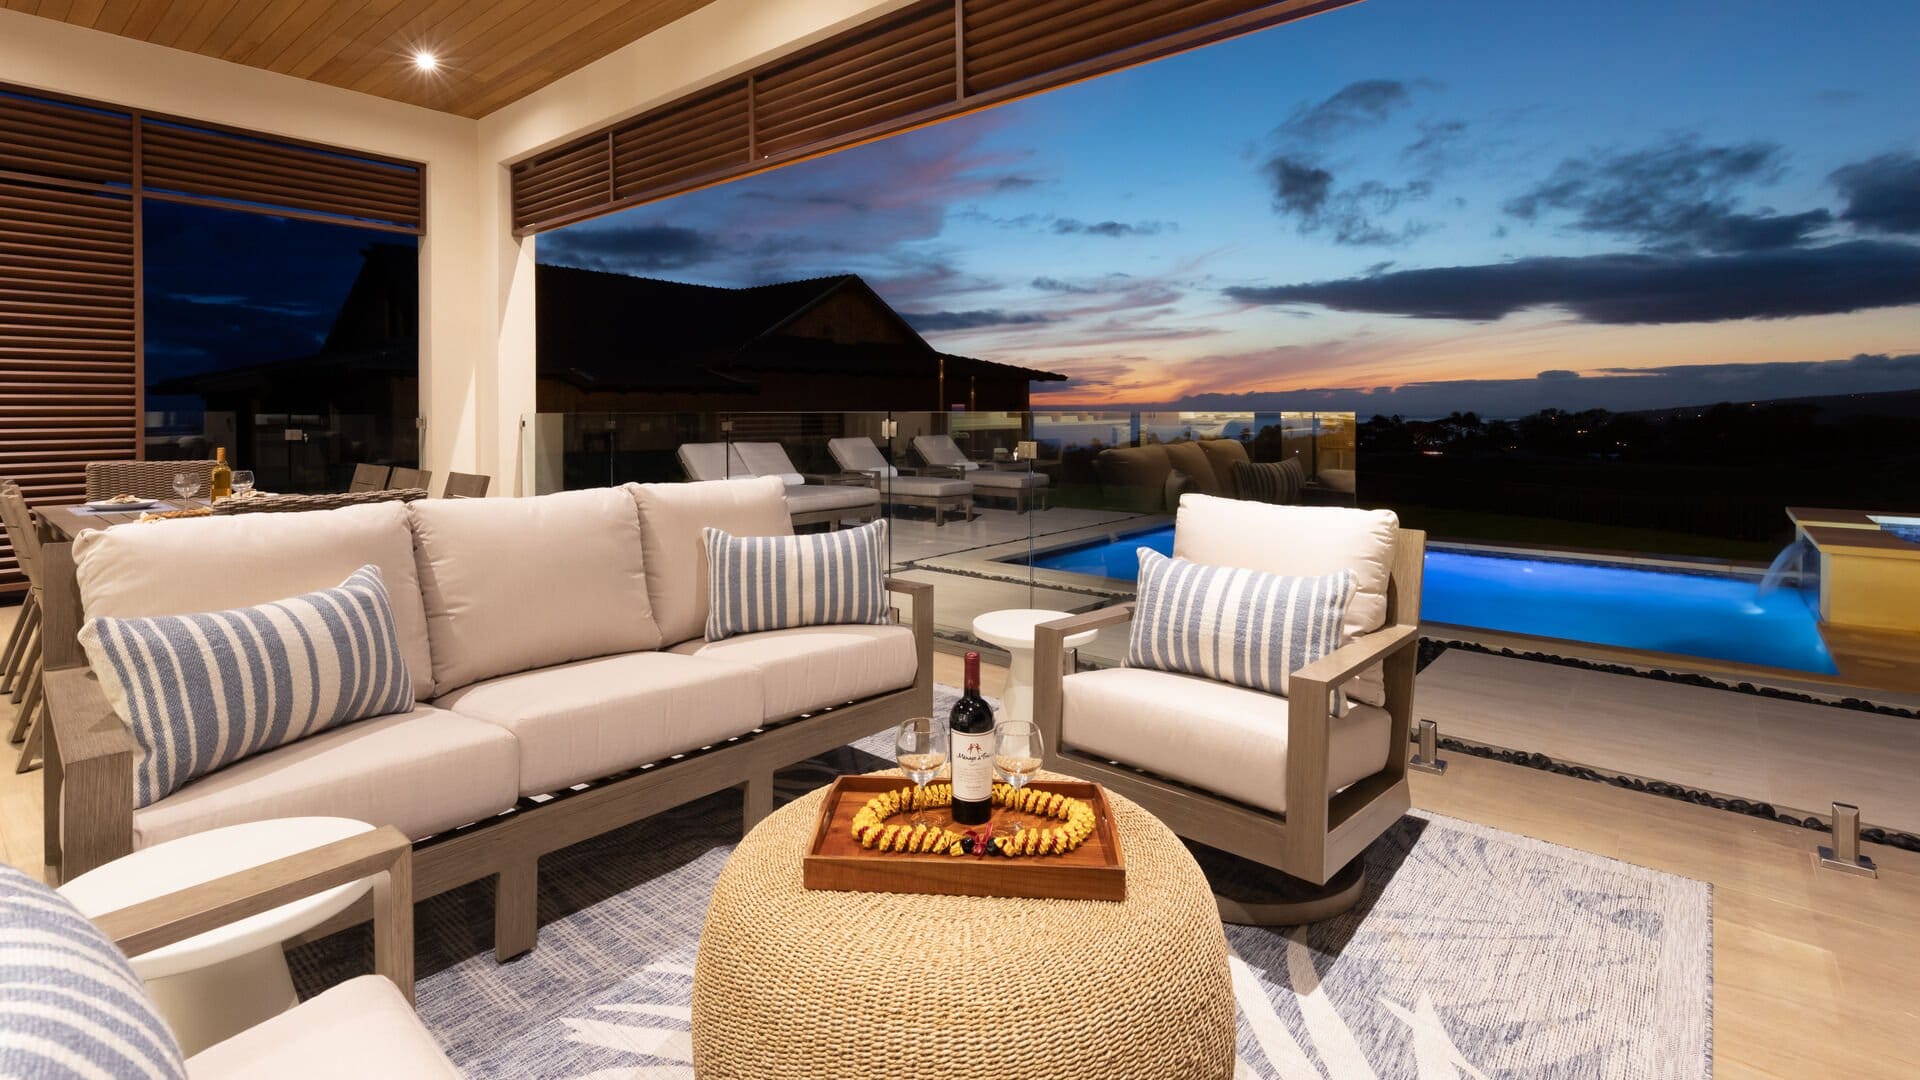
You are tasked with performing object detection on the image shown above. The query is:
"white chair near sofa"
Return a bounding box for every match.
[909,434,1049,512]
[1034,497,1424,924]
[677,441,881,530]
[826,437,973,525]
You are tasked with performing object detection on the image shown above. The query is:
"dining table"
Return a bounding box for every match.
[37,499,212,542]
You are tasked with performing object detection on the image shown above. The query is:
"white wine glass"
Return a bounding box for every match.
[894,716,948,827]
[231,469,256,497]
[171,472,200,501]
[993,720,1044,832]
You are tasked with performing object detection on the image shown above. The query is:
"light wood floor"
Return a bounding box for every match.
[1,610,1912,1077]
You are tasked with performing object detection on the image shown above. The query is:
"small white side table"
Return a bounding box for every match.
[971,608,1099,728]
[61,816,376,1055]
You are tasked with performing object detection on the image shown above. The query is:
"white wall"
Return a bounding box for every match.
[0,0,908,494]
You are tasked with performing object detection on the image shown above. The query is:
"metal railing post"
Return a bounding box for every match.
[1818,802,1877,878]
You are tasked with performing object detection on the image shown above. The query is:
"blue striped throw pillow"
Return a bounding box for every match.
[77,565,416,808]
[0,863,186,1079]
[703,520,890,641]
[1127,547,1354,697]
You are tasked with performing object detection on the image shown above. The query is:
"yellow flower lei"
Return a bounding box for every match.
[849,783,1098,857]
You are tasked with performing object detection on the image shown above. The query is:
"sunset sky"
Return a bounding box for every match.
[541,0,1920,417]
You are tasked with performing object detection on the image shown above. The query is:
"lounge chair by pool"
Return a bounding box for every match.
[910,434,1049,512]
[677,442,880,529]
[827,437,973,525]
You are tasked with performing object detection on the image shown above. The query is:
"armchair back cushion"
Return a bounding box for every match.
[1162,441,1225,496]
[410,488,662,693]
[1128,548,1352,698]
[73,502,436,697]
[78,566,415,807]
[703,520,890,641]
[627,477,792,645]
[0,863,187,1079]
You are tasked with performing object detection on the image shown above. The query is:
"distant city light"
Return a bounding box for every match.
[412,50,439,72]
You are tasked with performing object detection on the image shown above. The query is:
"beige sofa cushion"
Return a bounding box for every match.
[1094,444,1173,512]
[627,477,791,646]
[1199,439,1251,495]
[1060,666,1389,815]
[436,651,764,797]
[410,488,662,693]
[72,502,436,697]
[1163,441,1224,496]
[669,623,917,721]
[186,975,456,1079]
[132,705,518,849]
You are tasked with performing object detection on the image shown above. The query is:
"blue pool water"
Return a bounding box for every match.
[1027,526,1838,674]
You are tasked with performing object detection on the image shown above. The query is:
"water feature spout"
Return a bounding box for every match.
[1759,536,1814,597]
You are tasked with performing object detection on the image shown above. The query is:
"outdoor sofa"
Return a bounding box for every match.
[678,441,881,529]
[39,477,933,960]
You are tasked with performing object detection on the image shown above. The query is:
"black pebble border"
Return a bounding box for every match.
[1414,637,1920,855]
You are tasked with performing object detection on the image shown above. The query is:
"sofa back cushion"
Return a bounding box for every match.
[1199,439,1251,494]
[1094,445,1173,512]
[1162,441,1224,496]
[626,477,791,645]
[79,566,416,807]
[1173,495,1399,644]
[410,488,661,693]
[703,520,891,641]
[0,864,187,1079]
[72,502,435,698]
[1127,548,1353,698]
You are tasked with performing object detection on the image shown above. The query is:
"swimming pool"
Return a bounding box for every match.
[1026,525,1838,674]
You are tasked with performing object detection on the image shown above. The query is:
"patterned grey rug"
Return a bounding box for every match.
[291,692,1711,1078]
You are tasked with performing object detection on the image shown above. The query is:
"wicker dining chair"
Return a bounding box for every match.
[387,466,431,491]
[85,460,218,501]
[349,464,391,492]
[442,472,490,499]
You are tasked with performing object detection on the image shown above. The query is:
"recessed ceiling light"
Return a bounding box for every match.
[412,50,439,72]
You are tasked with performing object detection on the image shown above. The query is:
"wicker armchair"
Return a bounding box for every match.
[85,460,217,501]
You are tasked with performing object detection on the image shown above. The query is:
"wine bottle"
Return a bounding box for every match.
[949,651,995,826]
[209,447,233,501]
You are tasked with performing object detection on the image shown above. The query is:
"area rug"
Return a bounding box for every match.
[290,698,1712,1078]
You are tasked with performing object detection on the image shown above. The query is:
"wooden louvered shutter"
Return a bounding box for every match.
[140,119,423,232]
[508,0,1354,235]
[0,92,138,592]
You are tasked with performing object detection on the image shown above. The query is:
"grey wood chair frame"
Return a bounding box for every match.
[349,463,391,493]
[38,537,934,961]
[441,472,490,499]
[1034,527,1425,888]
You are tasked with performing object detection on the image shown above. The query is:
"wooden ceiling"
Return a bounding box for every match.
[2,0,724,118]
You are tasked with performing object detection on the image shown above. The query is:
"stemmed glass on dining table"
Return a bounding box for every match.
[231,470,256,497]
[894,716,947,826]
[172,472,200,502]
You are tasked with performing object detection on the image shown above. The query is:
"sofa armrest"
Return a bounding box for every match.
[1289,623,1419,690]
[95,827,416,1003]
[45,666,137,883]
[884,577,934,697]
[1032,604,1135,763]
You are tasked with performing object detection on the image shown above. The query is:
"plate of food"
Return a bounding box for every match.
[84,496,161,511]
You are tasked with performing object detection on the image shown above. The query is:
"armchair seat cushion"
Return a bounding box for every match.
[186,975,456,1079]
[669,623,917,721]
[1059,667,1390,816]
[132,706,519,849]
[436,652,764,797]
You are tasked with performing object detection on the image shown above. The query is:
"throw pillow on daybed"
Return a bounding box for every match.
[1126,547,1353,698]
[77,565,415,807]
[702,520,891,641]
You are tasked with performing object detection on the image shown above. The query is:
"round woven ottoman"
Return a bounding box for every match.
[692,771,1233,1079]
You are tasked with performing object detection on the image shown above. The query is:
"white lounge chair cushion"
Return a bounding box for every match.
[826,437,894,477]
[734,442,806,487]
[410,488,662,694]
[911,435,978,470]
[437,652,764,796]
[627,477,791,646]
[1060,666,1390,816]
[72,502,437,697]
[1173,496,1398,706]
[670,624,917,721]
[186,976,456,1079]
[967,470,1047,490]
[132,705,518,849]
[677,442,752,482]
[886,475,972,498]
[783,485,880,515]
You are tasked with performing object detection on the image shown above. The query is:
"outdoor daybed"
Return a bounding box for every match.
[39,477,933,960]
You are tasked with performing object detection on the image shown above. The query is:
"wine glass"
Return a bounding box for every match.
[231,470,256,497]
[894,716,947,827]
[171,472,200,502]
[993,720,1044,832]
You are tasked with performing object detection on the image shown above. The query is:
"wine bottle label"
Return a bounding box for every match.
[952,735,995,802]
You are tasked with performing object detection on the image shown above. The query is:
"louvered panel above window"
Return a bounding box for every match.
[139,119,423,232]
[752,1,956,160]
[610,82,750,202]
[511,136,613,234]
[0,91,133,188]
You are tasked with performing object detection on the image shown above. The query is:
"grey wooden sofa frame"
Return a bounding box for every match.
[39,540,933,960]
[1034,527,1424,907]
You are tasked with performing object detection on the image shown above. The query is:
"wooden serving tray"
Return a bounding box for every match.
[803,775,1125,901]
